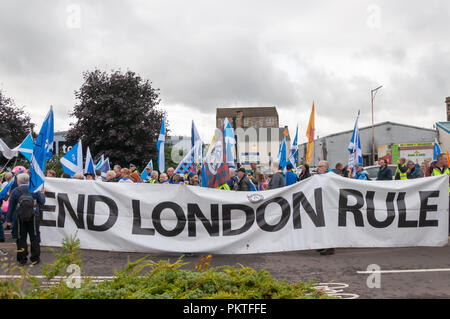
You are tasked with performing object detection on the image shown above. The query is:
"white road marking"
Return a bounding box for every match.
[357,268,450,274]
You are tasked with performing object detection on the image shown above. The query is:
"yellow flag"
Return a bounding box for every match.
[305,102,315,164]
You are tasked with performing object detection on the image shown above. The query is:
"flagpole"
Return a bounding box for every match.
[1,158,13,172]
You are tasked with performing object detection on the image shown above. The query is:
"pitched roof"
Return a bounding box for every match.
[216,107,278,118]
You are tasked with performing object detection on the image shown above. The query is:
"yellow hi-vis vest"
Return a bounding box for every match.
[395,164,408,180]
[147,178,157,184]
[431,167,450,192]
[218,183,230,190]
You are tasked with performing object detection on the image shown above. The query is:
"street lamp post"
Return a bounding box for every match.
[371,85,382,165]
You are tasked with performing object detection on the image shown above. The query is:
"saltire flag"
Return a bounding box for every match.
[277,136,288,173]
[84,147,95,175]
[60,140,83,177]
[98,157,110,179]
[0,177,15,200]
[223,118,236,168]
[347,111,362,177]
[95,155,104,170]
[191,120,203,168]
[140,160,153,180]
[157,116,166,173]
[288,125,298,167]
[174,147,197,177]
[433,138,442,161]
[305,102,315,164]
[201,127,230,188]
[29,107,54,193]
[17,133,35,162]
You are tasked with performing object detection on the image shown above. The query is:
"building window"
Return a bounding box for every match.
[266,117,273,125]
[244,119,249,126]
[259,119,264,126]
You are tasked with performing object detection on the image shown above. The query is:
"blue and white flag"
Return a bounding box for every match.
[140,160,153,180]
[191,120,203,168]
[84,146,95,175]
[60,141,83,177]
[223,118,236,168]
[95,155,104,170]
[174,147,197,176]
[433,138,442,161]
[157,116,166,173]
[29,107,54,193]
[17,133,35,162]
[277,136,287,172]
[288,125,298,167]
[98,157,110,179]
[348,112,363,177]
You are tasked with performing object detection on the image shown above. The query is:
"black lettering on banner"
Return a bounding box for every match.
[366,191,395,228]
[256,197,290,232]
[222,204,254,236]
[292,188,325,229]
[57,193,85,229]
[86,195,118,231]
[152,202,186,237]
[397,192,418,228]
[419,191,439,227]
[131,200,155,235]
[187,204,219,237]
[40,191,56,227]
[338,189,364,227]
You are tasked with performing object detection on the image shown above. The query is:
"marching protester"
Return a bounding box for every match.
[1,172,13,189]
[315,160,335,256]
[233,167,251,191]
[172,174,184,185]
[46,170,57,178]
[406,160,421,179]
[430,153,450,235]
[119,168,133,183]
[335,162,349,178]
[130,172,144,183]
[159,173,169,184]
[113,165,122,182]
[376,158,393,181]
[129,164,137,175]
[148,171,159,183]
[285,163,297,186]
[73,173,84,180]
[105,170,117,182]
[95,169,103,181]
[249,162,260,185]
[353,165,369,180]
[144,166,153,181]
[6,173,45,265]
[85,172,96,181]
[394,157,408,180]
[298,163,311,181]
[225,168,238,190]
[267,161,285,190]
[166,167,175,184]
[420,162,430,177]
[187,172,199,186]
[61,173,71,178]
[257,173,267,191]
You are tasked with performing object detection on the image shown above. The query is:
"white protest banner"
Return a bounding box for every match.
[40,173,449,254]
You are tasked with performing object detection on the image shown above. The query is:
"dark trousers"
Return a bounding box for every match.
[16,216,40,263]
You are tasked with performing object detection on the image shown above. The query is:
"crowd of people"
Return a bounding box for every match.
[0,153,449,263]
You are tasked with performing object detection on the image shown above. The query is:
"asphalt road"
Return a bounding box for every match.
[1,231,449,299]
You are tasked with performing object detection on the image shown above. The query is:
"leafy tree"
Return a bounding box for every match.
[66,69,166,167]
[0,90,35,148]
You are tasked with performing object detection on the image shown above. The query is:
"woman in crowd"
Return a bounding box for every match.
[159,173,169,184]
[118,168,133,183]
[73,173,85,180]
[257,173,267,191]
[130,172,143,183]
[105,170,117,182]
[298,163,311,181]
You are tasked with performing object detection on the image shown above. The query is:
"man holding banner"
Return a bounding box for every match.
[430,153,450,235]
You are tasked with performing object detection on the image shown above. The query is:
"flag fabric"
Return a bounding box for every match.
[84,147,95,175]
[17,133,34,162]
[29,107,54,193]
[140,160,153,180]
[191,120,203,168]
[223,118,236,168]
[277,136,288,173]
[348,112,363,177]
[305,102,315,164]
[433,138,442,161]
[98,157,110,179]
[0,139,18,160]
[445,150,450,164]
[174,147,197,176]
[157,117,166,173]
[288,125,298,167]
[95,155,104,170]
[60,141,83,177]
[201,127,229,188]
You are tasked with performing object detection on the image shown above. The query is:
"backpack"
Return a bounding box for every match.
[16,188,35,222]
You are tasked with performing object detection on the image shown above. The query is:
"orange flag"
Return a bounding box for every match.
[305,102,315,164]
[445,150,450,163]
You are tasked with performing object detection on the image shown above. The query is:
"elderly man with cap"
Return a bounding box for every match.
[233,167,251,191]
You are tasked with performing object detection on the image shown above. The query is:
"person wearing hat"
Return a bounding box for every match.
[233,167,251,191]
[129,164,138,175]
[187,172,199,186]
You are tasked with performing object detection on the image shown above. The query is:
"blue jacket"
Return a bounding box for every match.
[285,171,297,186]
[6,185,45,223]
[353,171,369,180]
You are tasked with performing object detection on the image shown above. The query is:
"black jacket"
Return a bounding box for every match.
[377,166,393,181]
[234,175,251,191]
[298,171,311,181]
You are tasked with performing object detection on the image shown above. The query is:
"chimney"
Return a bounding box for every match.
[447,97,450,121]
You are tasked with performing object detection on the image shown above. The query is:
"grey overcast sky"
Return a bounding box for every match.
[0,0,449,143]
